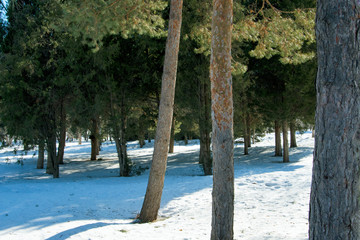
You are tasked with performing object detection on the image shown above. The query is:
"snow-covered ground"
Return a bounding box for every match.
[0,132,314,240]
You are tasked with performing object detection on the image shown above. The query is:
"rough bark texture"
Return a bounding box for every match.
[37,140,45,169]
[90,118,98,161]
[282,121,289,163]
[309,1,360,238]
[139,0,183,223]
[274,120,282,156]
[289,120,297,148]
[210,0,234,238]
[57,102,66,164]
[199,76,212,175]
[169,116,175,153]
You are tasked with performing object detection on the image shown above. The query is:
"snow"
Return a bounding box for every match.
[0,132,314,240]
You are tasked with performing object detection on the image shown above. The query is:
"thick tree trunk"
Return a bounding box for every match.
[90,118,98,161]
[274,120,282,156]
[210,0,234,238]
[37,139,45,169]
[169,116,175,153]
[309,1,360,238]
[289,120,297,148]
[282,121,289,163]
[57,102,66,164]
[199,74,212,175]
[139,0,183,223]
[243,115,249,155]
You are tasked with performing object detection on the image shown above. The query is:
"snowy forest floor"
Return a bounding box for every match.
[0,132,314,240]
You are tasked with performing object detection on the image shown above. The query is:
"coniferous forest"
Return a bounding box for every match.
[0,0,359,239]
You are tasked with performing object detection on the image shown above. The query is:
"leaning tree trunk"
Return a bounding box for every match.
[57,101,66,164]
[210,0,234,238]
[37,139,45,169]
[274,120,282,156]
[199,75,212,175]
[309,0,360,238]
[169,116,175,153]
[289,120,297,148]
[282,121,289,163]
[138,0,183,223]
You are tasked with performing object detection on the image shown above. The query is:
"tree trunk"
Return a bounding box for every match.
[252,128,255,144]
[246,114,251,148]
[199,74,212,174]
[168,116,175,153]
[119,97,129,177]
[90,118,98,161]
[289,120,297,148]
[243,115,249,155]
[309,1,360,238]
[57,102,66,164]
[275,120,282,156]
[139,0,183,223]
[311,126,315,138]
[282,121,289,163]
[37,139,45,169]
[49,132,58,178]
[78,132,82,144]
[210,0,234,238]
[184,132,188,145]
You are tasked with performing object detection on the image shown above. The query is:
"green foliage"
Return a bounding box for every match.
[60,0,167,49]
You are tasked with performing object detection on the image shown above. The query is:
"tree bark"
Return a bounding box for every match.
[57,101,66,164]
[37,139,45,169]
[282,121,289,163]
[309,1,360,238]
[168,116,175,153]
[138,0,183,223]
[199,75,212,175]
[90,118,98,161]
[274,120,282,156]
[289,120,297,148]
[210,0,234,238]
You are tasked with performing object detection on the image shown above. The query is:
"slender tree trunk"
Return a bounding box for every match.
[311,126,315,138]
[252,128,255,144]
[119,97,129,176]
[169,116,175,153]
[139,0,183,223]
[246,114,251,148]
[90,118,98,161]
[210,0,234,238]
[57,102,66,164]
[275,120,282,156]
[78,132,82,144]
[282,121,289,163]
[199,75,212,174]
[37,139,45,169]
[289,120,297,148]
[46,145,54,174]
[184,133,188,145]
[243,115,249,155]
[309,1,360,238]
[49,132,58,178]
